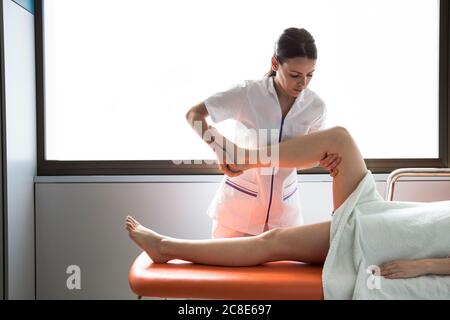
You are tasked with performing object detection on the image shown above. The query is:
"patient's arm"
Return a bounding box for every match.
[380,258,450,279]
[425,258,450,276]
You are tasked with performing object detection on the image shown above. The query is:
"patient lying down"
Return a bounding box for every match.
[125,127,450,299]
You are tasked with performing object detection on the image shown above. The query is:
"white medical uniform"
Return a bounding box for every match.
[204,76,326,235]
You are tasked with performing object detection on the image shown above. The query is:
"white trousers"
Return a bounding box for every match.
[211,220,270,239]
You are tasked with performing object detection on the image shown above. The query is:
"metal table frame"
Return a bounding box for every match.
[385,168,450,201]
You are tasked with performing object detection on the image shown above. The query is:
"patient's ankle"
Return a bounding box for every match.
[159,238,174,258]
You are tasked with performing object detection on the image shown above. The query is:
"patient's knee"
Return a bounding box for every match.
[330,126,352,147]
[260,228,283,257]
[261,228,282,244]
[331,126,350,138]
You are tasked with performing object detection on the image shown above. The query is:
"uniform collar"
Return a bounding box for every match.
[267,76,305,104]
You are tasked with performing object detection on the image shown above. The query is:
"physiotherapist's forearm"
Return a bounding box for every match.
[186,111,210,141]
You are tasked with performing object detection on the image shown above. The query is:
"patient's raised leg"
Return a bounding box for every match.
[236,126,368,210]
[282,126,368,210]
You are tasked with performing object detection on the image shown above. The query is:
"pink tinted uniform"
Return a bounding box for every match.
[205,77,326,236]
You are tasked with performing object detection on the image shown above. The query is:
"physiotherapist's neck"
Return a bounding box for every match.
[273,77,295,106]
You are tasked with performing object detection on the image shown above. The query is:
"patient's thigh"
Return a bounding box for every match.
[269,221,331,264]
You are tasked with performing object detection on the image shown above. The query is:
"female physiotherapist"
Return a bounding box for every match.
[186,27,341,238]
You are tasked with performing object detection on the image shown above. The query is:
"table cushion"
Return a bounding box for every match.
[129,252,324,300]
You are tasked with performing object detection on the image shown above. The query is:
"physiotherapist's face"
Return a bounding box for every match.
[272,57,316,97]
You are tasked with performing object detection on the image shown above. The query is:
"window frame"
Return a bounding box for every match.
[35,0,450,176]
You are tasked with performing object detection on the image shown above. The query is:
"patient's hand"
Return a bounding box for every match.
[380,259,428,279]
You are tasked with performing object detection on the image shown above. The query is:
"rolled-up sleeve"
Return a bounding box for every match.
[204,82,247,123]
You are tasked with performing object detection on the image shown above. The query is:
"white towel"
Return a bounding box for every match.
[322,171,450,300]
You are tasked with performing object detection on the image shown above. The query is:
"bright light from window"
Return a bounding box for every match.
[43,0,440,161]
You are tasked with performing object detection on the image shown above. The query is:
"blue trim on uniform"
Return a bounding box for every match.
[284,180,297,190]
[225,179,257,195]
[283,187,298,201]
[225,181,257,197]
[12,0,35,14]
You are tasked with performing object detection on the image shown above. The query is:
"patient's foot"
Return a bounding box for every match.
[125,216,171,263]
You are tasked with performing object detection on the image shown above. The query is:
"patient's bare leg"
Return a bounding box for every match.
[281,127,368,210]
[126,216,330,266]
[126,216,171,263]
[236,127,368,210]
[125,127,367,266]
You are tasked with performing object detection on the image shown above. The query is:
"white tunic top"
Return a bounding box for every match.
[204,76,326,235]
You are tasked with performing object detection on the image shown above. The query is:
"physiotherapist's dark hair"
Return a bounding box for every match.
[265,27,317,77]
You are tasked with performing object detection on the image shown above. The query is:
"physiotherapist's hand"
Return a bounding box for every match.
[380,260,428,279]
[219,163,243,177]
[210,141,243,177]
[320,153,342,177]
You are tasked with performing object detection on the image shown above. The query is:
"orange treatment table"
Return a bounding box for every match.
[129,252,324,300]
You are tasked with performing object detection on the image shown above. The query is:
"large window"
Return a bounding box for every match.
[36,0,449,175]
